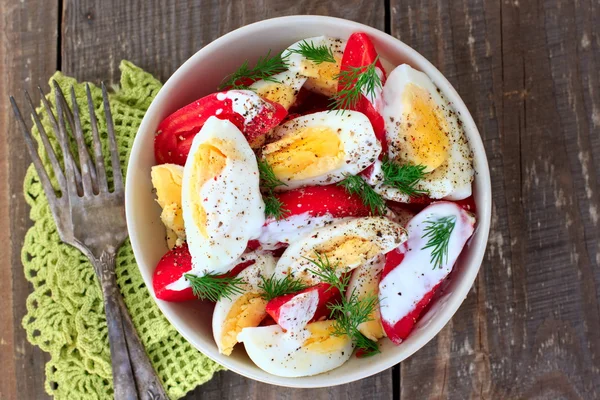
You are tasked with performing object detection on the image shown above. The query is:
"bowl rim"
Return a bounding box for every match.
[126,14,492,388]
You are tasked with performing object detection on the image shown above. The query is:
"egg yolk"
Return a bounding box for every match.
[398,83,450,172]
[301,56,342,97]
[256,83,297,110]
[359,311,385,341]
[151,164,186,242]
[220,292,268,356]
[262,127,344,182]
[302,320,351,353]
[189,141,227,238]
[314,236,382,268]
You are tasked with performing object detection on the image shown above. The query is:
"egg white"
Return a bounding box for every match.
[181,117,265,275]
[264,111,381,190]
[212,252,276,354]
[378,64,474,201]
[273,217,407,286]
[237,322,353,377]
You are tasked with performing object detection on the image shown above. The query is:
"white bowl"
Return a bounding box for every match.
[126,15,491,388]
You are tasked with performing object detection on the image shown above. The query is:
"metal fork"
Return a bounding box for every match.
[10,82,168,400]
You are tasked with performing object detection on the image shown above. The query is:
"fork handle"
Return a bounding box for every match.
[118,296,169,400]
[94,250,139,400]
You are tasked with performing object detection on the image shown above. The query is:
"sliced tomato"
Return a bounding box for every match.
[378,202,476,344]
[275,184,374,220]
[153,243,255,302]
[265,283,340,332]
[154,91,287,165]
[380,282,442,345]
[339,32,387,153]
[453,196,477,213]
[379,244,440,344]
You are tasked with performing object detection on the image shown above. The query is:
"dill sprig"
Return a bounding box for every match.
[421,215,456,269]
[258,159,287,191]
[258,159,289,219]
[330,57,382,111]
[258,274,310,301]
[287,40,336,64]
[183,273,246,302]
[218,50,289,90]
[337,174,386,216]
[381,158,428,197]
[304,252,381,357]
[263,195,289,220]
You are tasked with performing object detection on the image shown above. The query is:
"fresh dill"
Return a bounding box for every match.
[304,252,381,357]
[184,273,246,302]
[421,215,456,269]
[287,40,336,64]
[337,174,387,216]
[330,57,382,111]
[258,159,289,220]
[381,158,428,197]
[258,159,287,191]
[258,274,310,301]
[263,195,289,220]
[218,50,289,90]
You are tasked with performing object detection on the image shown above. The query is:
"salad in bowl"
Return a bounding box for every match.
[146,30,478,378]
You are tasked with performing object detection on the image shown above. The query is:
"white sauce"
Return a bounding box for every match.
[379,202,475,326]
[217,90,265,125]
[258,212,340,249]
[277,290,319,334]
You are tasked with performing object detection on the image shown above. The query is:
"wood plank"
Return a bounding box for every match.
[0,0,59,399]
[390,0,600,398]
[61,1,391,399]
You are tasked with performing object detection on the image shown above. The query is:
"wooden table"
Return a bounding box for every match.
[1,1,599,399]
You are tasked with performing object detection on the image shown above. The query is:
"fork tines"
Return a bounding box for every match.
[10,81,124,203]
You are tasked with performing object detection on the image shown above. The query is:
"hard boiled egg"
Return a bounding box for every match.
[182,116,265,275]
[237,320,353,377]
[346,254,386,341]
[283,36,346,97]
[379,64,474,200]
[262,111,381,190]
[151,163,185,248]
[250,69,307,110]
[212,252,276,355]
[274,217,406,286]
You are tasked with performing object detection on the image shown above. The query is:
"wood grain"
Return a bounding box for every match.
[0,0,59,399]
[60,1,390,399]
[390,0,600,398]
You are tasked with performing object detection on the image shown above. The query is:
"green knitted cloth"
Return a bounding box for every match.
[21,61,224,399]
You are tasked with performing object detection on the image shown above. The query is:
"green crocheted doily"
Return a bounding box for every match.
[21,61,224,399]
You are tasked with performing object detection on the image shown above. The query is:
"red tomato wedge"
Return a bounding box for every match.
[275,184,373,220]
[338,32,387,153]
[265,283,341,333]
[378,202,475,344]
[154,91,287,165]
[257,185,375,249]
[152,243,255,302]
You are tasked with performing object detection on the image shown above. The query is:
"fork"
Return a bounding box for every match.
[10,82,168,400]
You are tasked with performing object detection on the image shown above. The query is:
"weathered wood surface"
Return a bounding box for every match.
[390,0,600,398]
[0,1,58,399]
[1,0,598,399]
